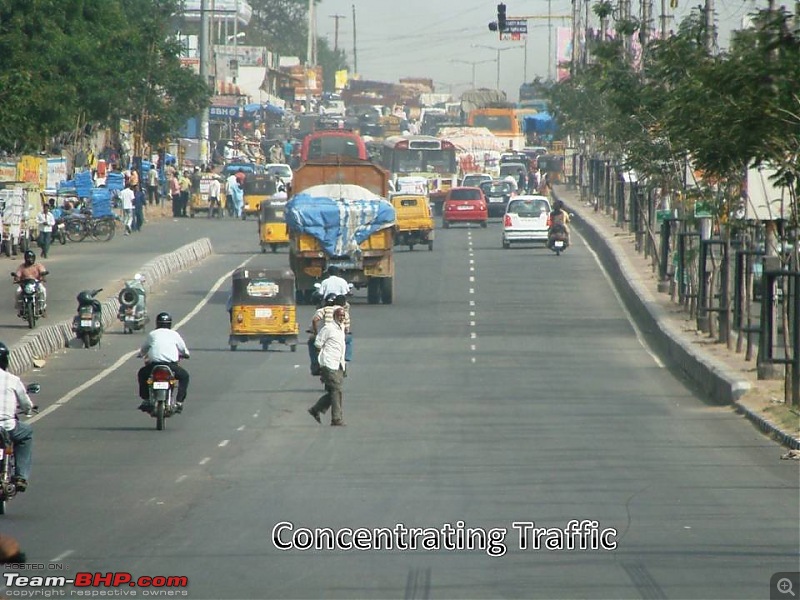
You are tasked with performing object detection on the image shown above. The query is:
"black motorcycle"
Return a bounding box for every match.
[145,363,182,431]
[0,383,40,515]
[11,274,45,329]
[72,289,104,348]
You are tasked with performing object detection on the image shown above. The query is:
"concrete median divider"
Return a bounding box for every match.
[8,238,213,376]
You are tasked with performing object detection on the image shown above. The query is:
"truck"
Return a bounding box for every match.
[286,157,396,305]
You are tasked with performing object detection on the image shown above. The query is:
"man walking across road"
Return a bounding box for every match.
[308,307,347,426]
[35,204,55,258]
[119,183,135,235]
[147,165,159,206]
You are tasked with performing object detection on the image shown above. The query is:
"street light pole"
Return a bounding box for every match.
[451,58,497,89]
[471,44,524,93]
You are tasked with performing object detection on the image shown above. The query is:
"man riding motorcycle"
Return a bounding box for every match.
[13,250,48,317]
[547,199,571,249]
[0,342,34,492]
[137,312,190,413]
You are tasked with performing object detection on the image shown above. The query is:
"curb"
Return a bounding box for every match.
[554,189,800,449]
[8,238,213,376]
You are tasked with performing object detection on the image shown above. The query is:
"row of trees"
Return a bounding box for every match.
[548,5,799,215]
[0,0,346,156]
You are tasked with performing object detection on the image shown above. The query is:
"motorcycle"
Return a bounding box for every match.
[53,216,68,245]
[11,274,45,329]
[547,224,569,256]
[72,288,104,348]
[0,383,40,515]
[117,273,149,334]
[144,363,184,431]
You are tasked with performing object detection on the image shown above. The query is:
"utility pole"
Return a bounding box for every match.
[660,0,669,38]
[352,4,358,75]
[330,14,346,52]
[199,0,209,166]
[703,0,717,52]
[547,0,553,80]
[306,0,313,113]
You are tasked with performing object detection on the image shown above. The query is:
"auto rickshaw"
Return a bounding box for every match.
[259,199,289,253]
[228,267,299,352]
[242,174,278,220]
[390,193,435,251]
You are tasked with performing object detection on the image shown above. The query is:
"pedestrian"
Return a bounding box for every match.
[169,172,181,217]
[119,182,135,235]
[207,172,222,218]
[225,172,237,218]
[147,165,159,206]
[133,186,146,232]
[307,307,347,426]
[283,139,293,162]
[178,171,191,217]
[35,204,55,259]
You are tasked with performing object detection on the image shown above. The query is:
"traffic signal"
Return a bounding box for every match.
[497,3,507,32]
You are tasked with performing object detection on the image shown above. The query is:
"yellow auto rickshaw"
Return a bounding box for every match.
[228,267,299,352]
[242,174,278,220]
[259,199,289,253]
[390,193,435,251]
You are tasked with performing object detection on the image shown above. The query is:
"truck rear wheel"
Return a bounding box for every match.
[380,278,393,304]
[367,279,381,304]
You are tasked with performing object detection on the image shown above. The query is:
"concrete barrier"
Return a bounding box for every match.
[8,238,213,376]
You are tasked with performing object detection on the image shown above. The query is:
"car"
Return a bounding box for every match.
[222,161,265,177]
[461,173,493,188]
[265,163,293,189]
[442,187,488,229]
[479,179,516,218]
[502,195,551,248]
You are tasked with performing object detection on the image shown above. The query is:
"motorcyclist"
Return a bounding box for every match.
[0,342,34,492]
[13,250,48,317]
[318,265,350,299]
[547,199,571,248]
[137,312,190,413]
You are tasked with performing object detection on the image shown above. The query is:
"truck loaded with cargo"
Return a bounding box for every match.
[286,157,396,305]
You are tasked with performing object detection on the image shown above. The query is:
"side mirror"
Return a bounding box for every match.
[26,383,41,395]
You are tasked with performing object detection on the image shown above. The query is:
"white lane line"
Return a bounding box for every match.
[471,345,476,351]
[218,439,229,447]
[175,475,188,484]
[583,238,665,368]
[469,288,475,294]
[51,550,74,562]
[470,311,475,317]
[28,257,253,424]
[470,332,477,339]
[471,357,476,363]
[470,321,476,327]
[252,412,260,418]
[469,259,474,264]
[237,425,246,431]
[199,457,211,465]
[469,301,475,307]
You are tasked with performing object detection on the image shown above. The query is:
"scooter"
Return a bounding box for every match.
[117,273,149,333]
[547,225,569,256]
[72,289,104,348]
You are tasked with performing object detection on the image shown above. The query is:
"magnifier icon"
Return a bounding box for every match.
[777,578,796,597]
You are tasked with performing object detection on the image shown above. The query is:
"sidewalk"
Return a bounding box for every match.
[553,184,800,451]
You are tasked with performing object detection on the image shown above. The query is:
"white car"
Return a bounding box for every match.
[266,163,293,189]
[461,173,492,188]
[502,195,551,248]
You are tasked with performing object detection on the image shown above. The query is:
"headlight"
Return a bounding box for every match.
[23,283,36,295]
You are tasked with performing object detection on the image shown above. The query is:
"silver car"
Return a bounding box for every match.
[502,195,551,248]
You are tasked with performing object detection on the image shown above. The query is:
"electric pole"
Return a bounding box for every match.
[199,0,209,166]
[330,14,346,52]
[352,4,358,74]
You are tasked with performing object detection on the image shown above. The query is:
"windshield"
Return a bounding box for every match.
[390,148,457,175]
[472,114,513,132]
[481,181,513,195]
[307,137,361,160]
[507,198,549,216]
[448,188,482,201]
[267,165,292,178]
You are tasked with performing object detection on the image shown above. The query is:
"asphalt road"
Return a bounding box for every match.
[0,217,796,600]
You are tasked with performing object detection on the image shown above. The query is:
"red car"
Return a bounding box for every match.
[443,187,488,228]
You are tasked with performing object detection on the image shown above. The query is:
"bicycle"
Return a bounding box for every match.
[64,214,117,243]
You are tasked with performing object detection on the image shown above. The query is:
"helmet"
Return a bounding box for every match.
[334,294,347,306]
[0,342,9,371]
[326,265,340,276]
[324,293,337,306]
[155,312,172,329]
[23,250,35,266]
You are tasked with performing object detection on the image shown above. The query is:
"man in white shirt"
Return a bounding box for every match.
[137,312,190,412]
[207,174,222,218]
[0,342,34,491]
[35,204,56,258]
[308,307,347,426]
[318,266,350,299]
[119,183,135,235]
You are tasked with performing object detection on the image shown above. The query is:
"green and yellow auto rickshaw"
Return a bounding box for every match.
[242,174,278,220]
[228,267,299,352]
[258,198,289,253]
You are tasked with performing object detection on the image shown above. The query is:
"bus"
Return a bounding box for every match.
[380,135,458,213]
[300,130,369,162]
[466,107,525,152]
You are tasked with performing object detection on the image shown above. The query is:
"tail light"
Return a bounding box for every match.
[152,368,172,382]
[546,215,552,227]
[479,203,486,211]
[504,214,512,227]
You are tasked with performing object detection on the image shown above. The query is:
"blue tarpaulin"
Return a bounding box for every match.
[244,103,263,113]
[75,170,93,198]
[105,171,125,192]
[90,188,113,217]
[264,103,284,117]
[523,112,557,134]
[286,193,395,257]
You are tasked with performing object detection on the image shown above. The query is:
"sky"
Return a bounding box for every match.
[316,0,767,102]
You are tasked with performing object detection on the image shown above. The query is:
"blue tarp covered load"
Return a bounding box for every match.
[57,179,77,194]
[105,171,125,193]
[75,170,94,198]
[90,187,113,217]
[286,184,395,257]
[523,112,557,134]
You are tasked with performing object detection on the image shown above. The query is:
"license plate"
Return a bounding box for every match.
[457,205,472,211]
[152,381,170,390]
[489,198,504,203]
[125,316,136,322]
[0,448,4,459]
[554,241,565,248]
[80,319,92,327]
[57,223,65,230]
[255,308,273,318]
